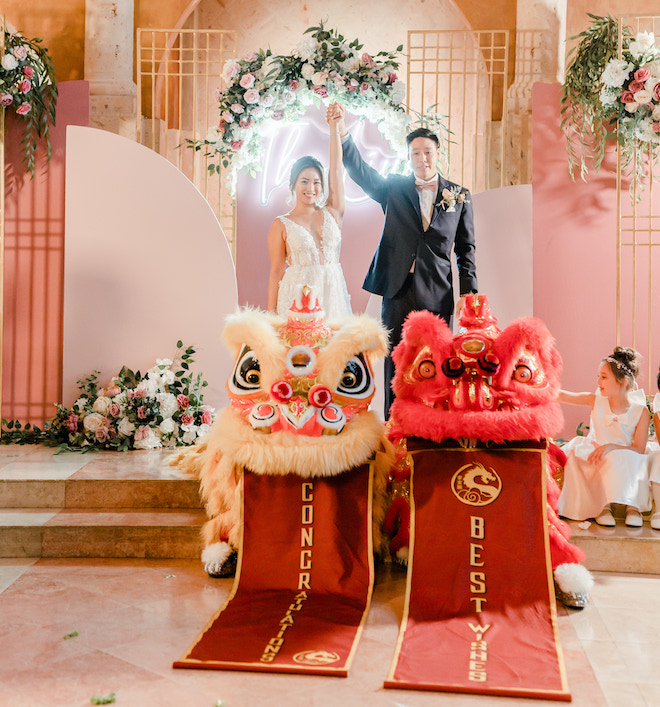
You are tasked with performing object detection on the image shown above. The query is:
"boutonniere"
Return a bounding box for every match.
[437,186,469,212]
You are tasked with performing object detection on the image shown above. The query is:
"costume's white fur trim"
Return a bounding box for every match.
[554,563,594,595]
[201,541,233,574]
[209,407,387,477]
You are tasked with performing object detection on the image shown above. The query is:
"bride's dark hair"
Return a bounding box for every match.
[602,346,640,390]
[289,155,325,193]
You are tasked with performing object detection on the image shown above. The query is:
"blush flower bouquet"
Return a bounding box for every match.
[187,21,412,193]
[2,342,215,452]
[560,14,660,198]
[1,20,57,175]
[437,185,470,212]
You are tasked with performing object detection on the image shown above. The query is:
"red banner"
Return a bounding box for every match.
[384,440,571,701]
[174,464,374,676]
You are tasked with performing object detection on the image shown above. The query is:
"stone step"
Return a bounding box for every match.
[0,507,205,558]
[0,477,203,509]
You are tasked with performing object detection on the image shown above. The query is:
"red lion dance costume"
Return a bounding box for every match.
[383,294,592,608]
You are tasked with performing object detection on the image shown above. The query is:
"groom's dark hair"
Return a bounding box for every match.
[406,127,440,148]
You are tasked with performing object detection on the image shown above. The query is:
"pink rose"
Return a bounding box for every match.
[230,103,245,113]
[177,394,190,409]
[13,45,28,61]
[635,68,651,82]
[221,110,234,123]
[230,139,243,150]
[261,93,274,107]
[621,90,636,103]
[360,82,370,93]
[251,105,265,118]
[289,79,300,91]
[135,425,150,440]
[201,410,213,426]
[109,403,121,417]
[67,414,79,433]
[133,387,147,399]
[362,52,375,67]
[181,413,194,426]
[239,116,254,128]
[95,426,111,443]
[388,72,398,83]
[137,405,148,419]
[628,80,645,93]
[239,73,255,89]
[653,122,660,132]
[23,66,34,79]
[18,79,31,94]
[313,85,329,98]
[0,94,13,106]
[16,103,31,115]
[243,88,260,104]
[653,84,660,101]
[271,110,284,121]
[243,52,258,62]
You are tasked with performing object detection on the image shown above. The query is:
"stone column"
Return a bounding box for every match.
[84,0,137,139]
[504,0,567,185]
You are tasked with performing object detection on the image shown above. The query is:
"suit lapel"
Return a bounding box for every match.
[405,175,423,225]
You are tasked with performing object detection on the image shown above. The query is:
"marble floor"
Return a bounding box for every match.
[0,558,658,707]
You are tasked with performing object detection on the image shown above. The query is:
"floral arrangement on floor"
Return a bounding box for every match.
[188,21,442,194]
[1,342,215,453]
[560,14,660,199]
[1,19,58,176]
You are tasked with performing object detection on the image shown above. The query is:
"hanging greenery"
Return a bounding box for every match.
[560,14,660,200]
[1,21,58,176]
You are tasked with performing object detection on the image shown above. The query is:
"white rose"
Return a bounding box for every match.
[633,89,653,104]
[625,101,640,113]
[311,71,327,86]
[159,418,177,435]
[652,104,660,120]
[301,63,315,79]
[117,417,136,437]
[92,396,112,415]
[157,392,178,418]
[196,423,211,439]
[282,90,296,105]
[82,413,105,431]
[182,428,197,444]
[340,55,360,73]
[206,126,222,144]
[1,54,18,70]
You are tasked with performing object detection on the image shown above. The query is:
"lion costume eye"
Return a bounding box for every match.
[513,364,532,383]
[336,354,373,398]
[418,359,436,379]
[229,345,262,394]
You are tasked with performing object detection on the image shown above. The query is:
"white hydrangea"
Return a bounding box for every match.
[600,86,617,106]
[340,54,360,74]
[389,80,406,106]
[628,31,656,59]
[293,36,318,62]
[157,392,178,419]
[74,397,89,411]
[601,59,632,88]
[634,116,656,142]
[134,427,162,450]
[140,377,159,397]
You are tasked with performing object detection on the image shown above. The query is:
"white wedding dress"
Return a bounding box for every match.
[558,389,652,520]
[276,207,351,321]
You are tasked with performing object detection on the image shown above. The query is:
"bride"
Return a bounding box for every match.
[267,103,351,320]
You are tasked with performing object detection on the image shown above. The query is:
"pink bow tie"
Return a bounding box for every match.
[415,180,436,191]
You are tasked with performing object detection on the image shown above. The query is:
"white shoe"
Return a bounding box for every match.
[650,512,660,530]
[595,506,615,527]
[625,506,643,528]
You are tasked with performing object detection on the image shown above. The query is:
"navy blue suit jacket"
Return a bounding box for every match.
[342,136,478,319]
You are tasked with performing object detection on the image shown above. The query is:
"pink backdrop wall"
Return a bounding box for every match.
[533,83,660,438]
[2,81,89,425]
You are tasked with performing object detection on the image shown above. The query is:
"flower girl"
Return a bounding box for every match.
[648,366,660,530]
[557,347,651,527]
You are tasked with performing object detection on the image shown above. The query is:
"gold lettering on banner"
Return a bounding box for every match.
[467,623,491,682]
[260,481,316,663]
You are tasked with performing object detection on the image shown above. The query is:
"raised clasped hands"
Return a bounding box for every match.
[326,102,346,136]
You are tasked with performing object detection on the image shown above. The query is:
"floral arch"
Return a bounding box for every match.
[188,23,442,195]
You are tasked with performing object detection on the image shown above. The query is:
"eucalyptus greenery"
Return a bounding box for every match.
[560,14,629,181]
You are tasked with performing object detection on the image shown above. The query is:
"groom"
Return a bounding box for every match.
[329,104,478,418]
